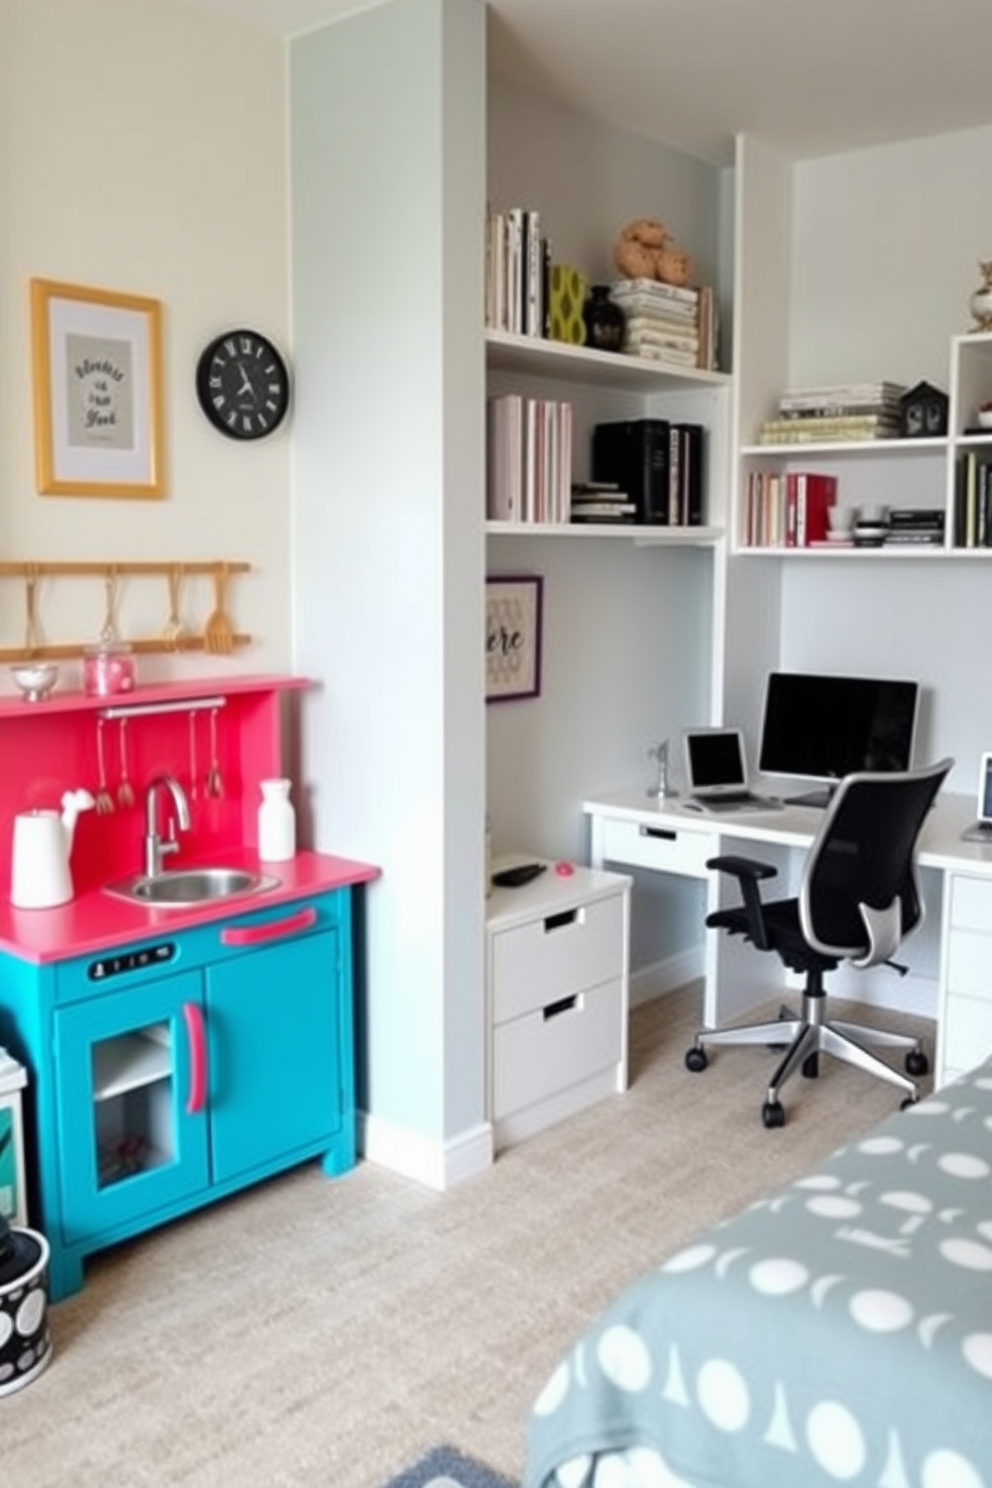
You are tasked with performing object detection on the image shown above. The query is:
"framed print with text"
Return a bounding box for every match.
[486,574,543,702]
[30,278,164,498]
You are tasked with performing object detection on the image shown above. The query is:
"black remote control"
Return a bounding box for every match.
[491,862,547,888]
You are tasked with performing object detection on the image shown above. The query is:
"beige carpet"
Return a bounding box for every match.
[1,983,933,1488]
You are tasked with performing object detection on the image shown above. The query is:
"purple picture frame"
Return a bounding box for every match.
[485,574,543,702]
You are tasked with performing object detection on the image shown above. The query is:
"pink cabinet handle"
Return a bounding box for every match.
[183,1001,206,1115]
[219,906,317,946]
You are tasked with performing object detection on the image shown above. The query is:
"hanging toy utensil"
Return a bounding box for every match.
[95,719,115,815]
[117,717,135,808]
[205,707,223,798]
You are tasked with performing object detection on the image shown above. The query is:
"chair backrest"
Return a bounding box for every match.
[799,758,953,966]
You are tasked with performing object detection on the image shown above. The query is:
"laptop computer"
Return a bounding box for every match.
[961,752,992,843]
[682,727,780,813]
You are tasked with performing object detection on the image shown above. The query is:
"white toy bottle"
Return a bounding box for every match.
[258,778,296,862]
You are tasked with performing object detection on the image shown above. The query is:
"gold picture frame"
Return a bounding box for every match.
[30,278,165,498]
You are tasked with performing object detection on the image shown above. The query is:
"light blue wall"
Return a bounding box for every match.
[290,0,486,1147]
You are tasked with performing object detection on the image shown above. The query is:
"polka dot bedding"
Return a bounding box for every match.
[524,1071,992,1488]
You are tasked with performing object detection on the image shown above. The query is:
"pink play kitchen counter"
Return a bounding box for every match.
[0,675,379,1301]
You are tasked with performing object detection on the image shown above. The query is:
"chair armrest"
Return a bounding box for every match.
[706,855,777,882]
[705,855,778,950]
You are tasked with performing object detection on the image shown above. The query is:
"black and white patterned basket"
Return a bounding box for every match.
[0,1225,51,1396]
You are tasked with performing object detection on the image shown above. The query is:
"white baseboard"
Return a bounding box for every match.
[630,947,705,1006]
[358,1112,494,1190]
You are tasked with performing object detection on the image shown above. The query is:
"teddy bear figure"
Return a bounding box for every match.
[612,216,695,287]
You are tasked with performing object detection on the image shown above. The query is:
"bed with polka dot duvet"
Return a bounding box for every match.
[524,1067,992,1488]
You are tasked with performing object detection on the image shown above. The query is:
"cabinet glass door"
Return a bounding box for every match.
[55,970,209,1245]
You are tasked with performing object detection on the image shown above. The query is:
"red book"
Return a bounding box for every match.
[796,472,838,545]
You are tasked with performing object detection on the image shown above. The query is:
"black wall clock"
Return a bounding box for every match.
[196,328,290,440]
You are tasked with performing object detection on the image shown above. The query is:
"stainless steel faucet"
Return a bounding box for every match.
[143,773,191,877]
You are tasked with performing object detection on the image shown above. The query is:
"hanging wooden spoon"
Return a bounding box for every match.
[163,564,185,649]
[24,569,40,656]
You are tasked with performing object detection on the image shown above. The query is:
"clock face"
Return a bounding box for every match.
[196,329,290,440]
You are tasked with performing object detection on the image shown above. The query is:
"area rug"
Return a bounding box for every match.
[381,1444,518,1488]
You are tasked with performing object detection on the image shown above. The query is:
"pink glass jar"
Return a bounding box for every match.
[83,641,136,697]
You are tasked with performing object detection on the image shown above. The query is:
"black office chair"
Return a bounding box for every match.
[685,757,953,1127]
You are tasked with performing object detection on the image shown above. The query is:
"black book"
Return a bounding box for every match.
[591,419,671,524]
[672,421,705,525]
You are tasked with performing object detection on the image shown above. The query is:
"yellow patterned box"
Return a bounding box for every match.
[0,1049,27,1227]
[549,264,588,346]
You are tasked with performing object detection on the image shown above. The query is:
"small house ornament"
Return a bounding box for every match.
[899,381,949,439]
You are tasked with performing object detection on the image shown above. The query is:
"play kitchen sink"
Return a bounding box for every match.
[105,866,280,907]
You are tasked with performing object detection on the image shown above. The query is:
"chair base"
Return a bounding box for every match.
[687,993,927,1120]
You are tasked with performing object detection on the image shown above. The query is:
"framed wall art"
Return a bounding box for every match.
[486,573,543,702]
[30,278,165,498]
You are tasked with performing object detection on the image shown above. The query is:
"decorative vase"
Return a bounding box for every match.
[257,778,296,862]
[969,259,992,333]
[583,285,626,353]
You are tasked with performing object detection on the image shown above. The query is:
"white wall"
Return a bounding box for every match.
[290,0,488,1174]
[0,0,292,682]
[779,126,992,791]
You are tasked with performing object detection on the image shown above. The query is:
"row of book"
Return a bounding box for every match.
[485,206,548,338]
[609,278,718,372]
[486,393,573,524]
[592,417,705,527]
[955,451,992,548]
[742,471,838,548]
[756,380,905,445]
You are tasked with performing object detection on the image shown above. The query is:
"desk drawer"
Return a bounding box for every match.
[599,816,715,878]
[943,992,992,1077]
[491,892,625,1024]
[949,874,992,933]
[493,977,623,1120]
[946,927,992,999]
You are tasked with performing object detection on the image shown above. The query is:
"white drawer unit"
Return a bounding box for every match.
[938,872,992,1087]
[486,859,631,1151]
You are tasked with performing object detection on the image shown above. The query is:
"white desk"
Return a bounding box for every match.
[583,786,992,1087]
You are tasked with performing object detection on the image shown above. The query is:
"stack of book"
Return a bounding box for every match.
[485,205,549,338]
[569,482,637,525]
[592,418,705,526]
[883,509,945,548]
[608,278,717,371]
[757,381,905,444]
[486,392,573,524]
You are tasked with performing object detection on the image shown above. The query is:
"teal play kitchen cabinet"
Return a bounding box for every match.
[0,887,360,1301]
[0,675,379,1300]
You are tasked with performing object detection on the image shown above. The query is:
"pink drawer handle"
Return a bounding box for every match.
[220,905,317,946]
[183,1001,206,1115]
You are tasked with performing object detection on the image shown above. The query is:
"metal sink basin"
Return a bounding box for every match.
[106,867,280,908]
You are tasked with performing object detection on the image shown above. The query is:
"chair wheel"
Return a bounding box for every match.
[900,1095,919,1111]
[906,1050,929,1077]
[802,1053,819,1079]
[762,1100,785,1128]
[685,1047,708,1073]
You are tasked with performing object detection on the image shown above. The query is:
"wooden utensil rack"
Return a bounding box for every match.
[0,560,252,661]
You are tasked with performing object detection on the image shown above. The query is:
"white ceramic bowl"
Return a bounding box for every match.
[977,408,992,430]
[10,663,59,702]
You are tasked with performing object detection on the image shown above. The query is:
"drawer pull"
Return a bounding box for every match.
[544,994,578,1021]
[639,825,677,841]
[220,906,317,946]
[544,909,579,933]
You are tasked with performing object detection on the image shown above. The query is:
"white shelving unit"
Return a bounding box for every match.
[734,335,992,557]
[485,328,731,542]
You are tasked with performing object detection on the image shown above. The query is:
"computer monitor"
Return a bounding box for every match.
[758,671,920,807]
